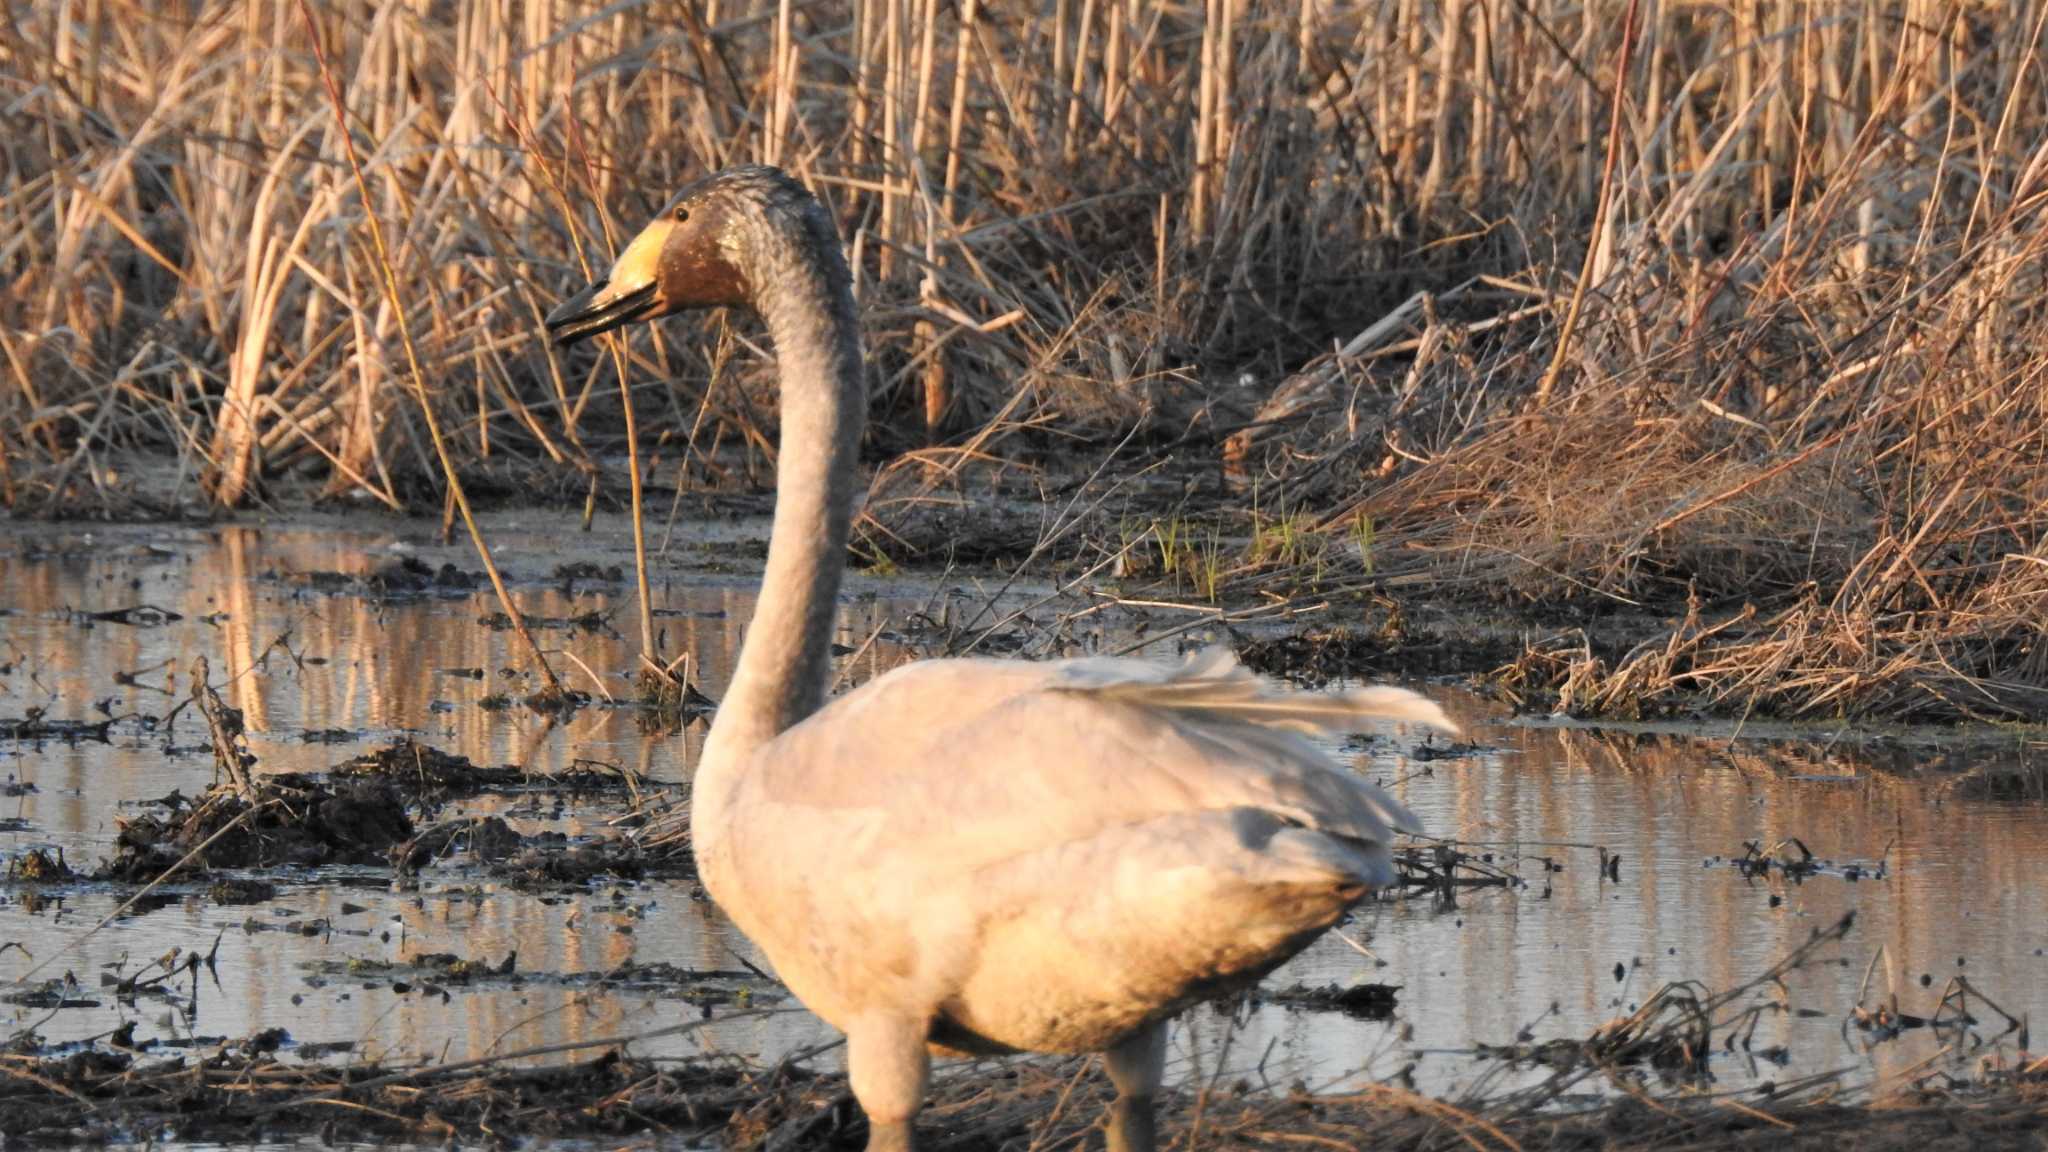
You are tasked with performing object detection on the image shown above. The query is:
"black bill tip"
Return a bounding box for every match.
[544,280,660,346]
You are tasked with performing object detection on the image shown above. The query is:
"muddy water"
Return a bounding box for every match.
[0,518,2042,1104]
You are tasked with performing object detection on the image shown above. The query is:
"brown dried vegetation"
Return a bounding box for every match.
[11,0,2048,720]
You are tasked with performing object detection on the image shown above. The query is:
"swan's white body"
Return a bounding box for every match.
[695,651,1442,1058]
[549,166,1456,1151]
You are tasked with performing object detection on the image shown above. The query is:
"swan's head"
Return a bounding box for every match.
[546,165,836,346]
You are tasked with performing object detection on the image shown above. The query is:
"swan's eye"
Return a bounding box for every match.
[673,205,691,223]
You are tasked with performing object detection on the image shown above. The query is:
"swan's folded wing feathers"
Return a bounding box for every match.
[1001,648,1441,838]
[1175,721,1425,838]
[1039,648,1447,840]
[1048,647,1459,739]
[752,648,1444,888]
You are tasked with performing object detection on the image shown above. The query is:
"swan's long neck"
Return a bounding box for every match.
[693,221,865,822]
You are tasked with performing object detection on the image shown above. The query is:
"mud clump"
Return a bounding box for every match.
[101,780,413,881]
[553,561,624,592]
[395,950,520,982]
[1948,762,2048,802]
[396,819,661,888]
[341,739,653,799]
[394,815,523,871]
[494,839,650,888]
[337,739,524,794]
[367,557,479,594]
[208,876,279,905]
[391,805,678,887]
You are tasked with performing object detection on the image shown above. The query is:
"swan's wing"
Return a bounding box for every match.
[1043,646,1453,837]
[748,646,1454,872]
[1047,646,1456,742]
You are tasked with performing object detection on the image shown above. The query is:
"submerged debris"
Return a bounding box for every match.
[1853,976,2026,1046]
[278,556,480,598]
[1392,842,1528,899]
[1714,838,1889,883]
[1478,914,1860,1090]
[5,847,76,883]
[0,708,116,743]
[1947,759,2048,802]
[1266,982,1401,1019]
[479,609,613,633]
[69,603,183,626]
[638,662,719,730]
[298,955,768,1005]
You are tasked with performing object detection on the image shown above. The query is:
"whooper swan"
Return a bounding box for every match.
[546,165,1458,1152]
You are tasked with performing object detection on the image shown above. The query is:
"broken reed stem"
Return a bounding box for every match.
[292,0,564,697]
[189,654,256,802]
[608,343,657,664]
[1533,0,1640,406]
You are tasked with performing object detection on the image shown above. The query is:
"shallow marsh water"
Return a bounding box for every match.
[0,516,2042,1114]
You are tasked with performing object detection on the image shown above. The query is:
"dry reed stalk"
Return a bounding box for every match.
[554,110,659,666]
[292,0,564,698]
[1533,0,1640,405]
[1190,0,1218,239]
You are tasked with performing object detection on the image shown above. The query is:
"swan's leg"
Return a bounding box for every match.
[1105,1021,1166,1152]
[849,1015,931,1152]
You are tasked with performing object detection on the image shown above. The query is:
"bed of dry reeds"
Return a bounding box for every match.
[7,0,2048,720]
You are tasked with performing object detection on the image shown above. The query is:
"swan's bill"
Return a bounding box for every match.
[545,215,677,345]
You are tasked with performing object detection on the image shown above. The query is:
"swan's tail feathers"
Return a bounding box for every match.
[1050,647,1461,739]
